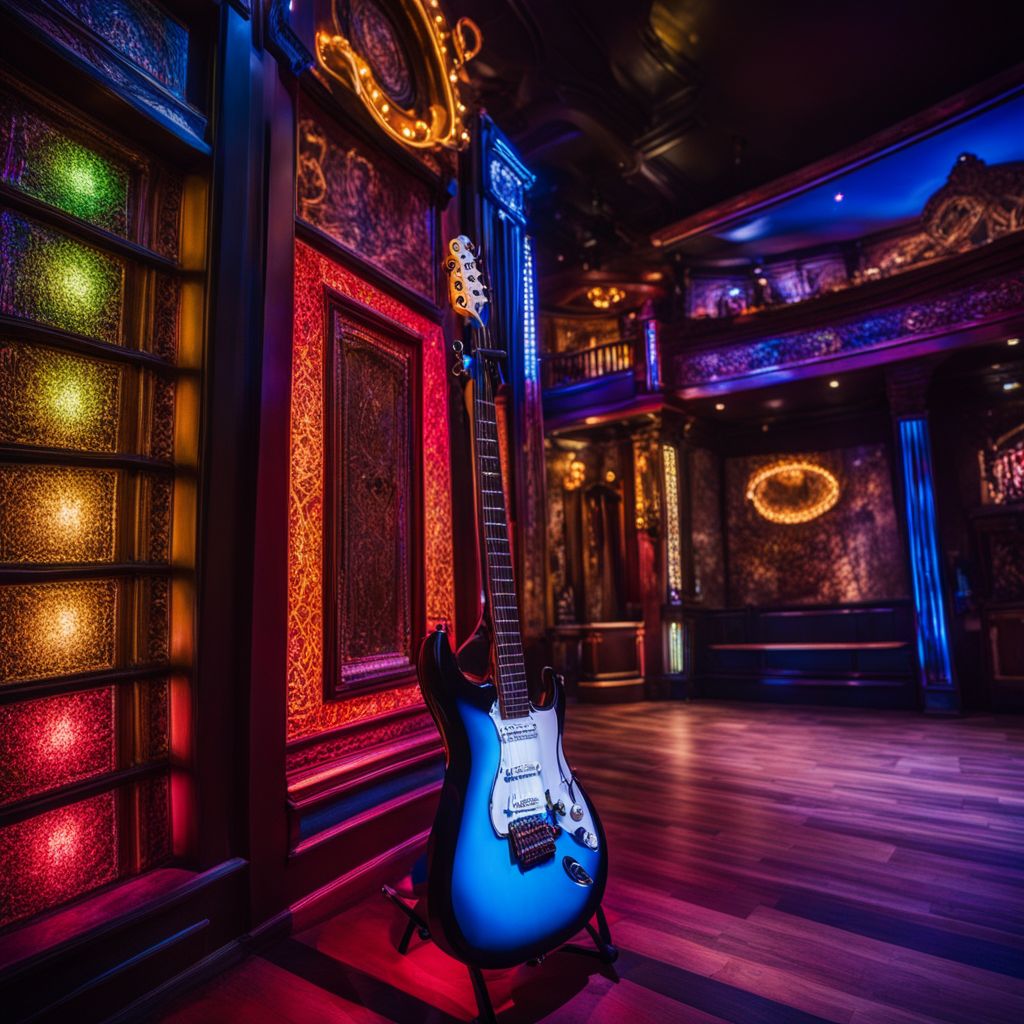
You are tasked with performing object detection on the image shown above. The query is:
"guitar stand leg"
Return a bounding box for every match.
[381,885,430,955]
[560,903,618,964]
[467,963,498,1024]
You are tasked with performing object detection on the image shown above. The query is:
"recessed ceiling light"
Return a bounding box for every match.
[1008,337,1020,347]
[714,402,725,411]
[1004,382,1021,392]
[828,379,840,389]
[833,192,845,203]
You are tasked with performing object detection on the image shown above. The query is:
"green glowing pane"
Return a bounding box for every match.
[0,212,124,343]
[0,95,130,234]
[0,342,122,452]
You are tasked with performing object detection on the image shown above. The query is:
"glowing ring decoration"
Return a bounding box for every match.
[745,460,840,524]
[316,1,480,151]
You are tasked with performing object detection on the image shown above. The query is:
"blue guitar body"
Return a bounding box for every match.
[418,626,609,969]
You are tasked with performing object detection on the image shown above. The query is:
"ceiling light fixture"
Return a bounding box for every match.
[1008,337,1020,347]
[828,379,840,389]
[586,286,625,309]
[714,402,725,411]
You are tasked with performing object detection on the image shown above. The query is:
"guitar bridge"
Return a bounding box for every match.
[508,814,558,869]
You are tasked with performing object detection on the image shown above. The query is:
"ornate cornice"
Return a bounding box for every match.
[673,267,1024,389]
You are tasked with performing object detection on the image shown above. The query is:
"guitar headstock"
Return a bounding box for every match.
[444,235,490,329]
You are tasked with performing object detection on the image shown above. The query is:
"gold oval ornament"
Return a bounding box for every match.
[746,460,840,524]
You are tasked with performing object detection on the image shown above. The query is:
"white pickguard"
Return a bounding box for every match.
[487,702,598,848]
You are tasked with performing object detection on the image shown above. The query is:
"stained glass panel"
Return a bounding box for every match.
[0,688,115,805]
[52,0,189,100]
[0,211,124,343]
[0,579,117,684]
[0,342,122,452]
[0,94,131,233]
[0,790,118,927]
[0,465,118,564]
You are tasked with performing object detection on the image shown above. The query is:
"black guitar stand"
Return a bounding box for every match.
[381,885,617,1024]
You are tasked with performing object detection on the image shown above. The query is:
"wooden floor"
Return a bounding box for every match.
[152,702,1024,1024]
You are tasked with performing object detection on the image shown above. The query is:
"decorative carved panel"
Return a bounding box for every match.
[327,305,416,693]
[296,105,434,300]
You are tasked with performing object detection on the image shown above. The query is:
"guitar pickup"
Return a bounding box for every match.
[504,762,540,782]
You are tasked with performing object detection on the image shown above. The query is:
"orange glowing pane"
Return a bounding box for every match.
[0,342,122,452]
[0,465,117,564]
[0,579,117,684]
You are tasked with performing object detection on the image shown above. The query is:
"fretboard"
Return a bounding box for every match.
[471,348,529,719]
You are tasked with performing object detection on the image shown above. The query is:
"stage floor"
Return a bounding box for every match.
[152,702,1024,1023]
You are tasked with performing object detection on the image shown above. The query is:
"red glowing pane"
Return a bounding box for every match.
[0,791,118,928]
[0,688,115,806]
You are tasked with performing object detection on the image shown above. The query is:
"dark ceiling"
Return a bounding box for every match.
[458,0,1024,294]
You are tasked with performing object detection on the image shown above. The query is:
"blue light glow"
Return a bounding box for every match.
[645,319,660,389]
[898,417,954,689]
[522,235,538,382]
[719,92,1024,251]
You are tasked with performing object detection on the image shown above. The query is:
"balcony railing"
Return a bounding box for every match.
[541,338,635,389]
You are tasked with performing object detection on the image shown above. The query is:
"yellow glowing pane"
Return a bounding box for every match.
[0,579,117,684]
[0,343,121,452]
[0,466,117,564]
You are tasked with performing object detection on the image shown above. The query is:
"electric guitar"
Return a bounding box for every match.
[417,236,608,969]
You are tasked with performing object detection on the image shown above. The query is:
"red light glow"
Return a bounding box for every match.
[0,791,118,927]
[0,688,115,806]
[287,242,454,742]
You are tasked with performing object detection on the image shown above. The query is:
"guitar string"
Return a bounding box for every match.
[471,333,539,819]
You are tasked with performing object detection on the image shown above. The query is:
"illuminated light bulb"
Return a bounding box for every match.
[359,66,368,76]
[371,89,379,99]
[1008,338,1020,347]
[48,379,85,423]
[450,72,458,82]
[402,127,412,138]
[1004,381,1021,392]
[47,821,79,861]
[828,379,840,389]
[58,264,96,305]
[714,402,725,411]
[56,606,79,640]
[381,103,389,113]
[55,498,83,532]
[834,192,844,203]
[46,714,77,754]
[461,131,470,142]
[435,13,443,22]
[457,102,466,113]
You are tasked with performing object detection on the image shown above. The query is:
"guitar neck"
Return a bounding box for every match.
[470,337,529,720]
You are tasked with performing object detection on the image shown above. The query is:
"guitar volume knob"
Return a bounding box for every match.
[574,827,598,850]
[570,804,584,822]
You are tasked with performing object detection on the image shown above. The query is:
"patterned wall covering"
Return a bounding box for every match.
[5,0,203,144]
[288,241,453,747]
[52,0,189,98]
[675,267,1024,387]
[725,445,908,606]
[297,107,434,300]
[689,446,725,606]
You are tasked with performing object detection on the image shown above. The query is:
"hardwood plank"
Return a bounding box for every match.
[149,702,1024,1024]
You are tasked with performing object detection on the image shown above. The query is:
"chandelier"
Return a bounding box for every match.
[746,459,840,524]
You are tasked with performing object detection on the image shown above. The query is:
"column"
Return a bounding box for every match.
[888,367,959,713]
